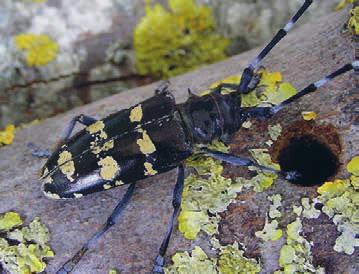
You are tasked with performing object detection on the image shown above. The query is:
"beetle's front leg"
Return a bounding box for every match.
[56,183,136,274]
[153,164,185,274]
[200,148,300,182]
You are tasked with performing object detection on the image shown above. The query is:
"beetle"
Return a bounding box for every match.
[33,0,357,273]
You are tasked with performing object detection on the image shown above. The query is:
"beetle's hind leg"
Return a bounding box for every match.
[200,147,301,182]
[62,114,97,142]
[56,183,136,274]
[153,164,185,274]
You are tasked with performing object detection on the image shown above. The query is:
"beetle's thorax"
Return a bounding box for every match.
[177,92,245,144]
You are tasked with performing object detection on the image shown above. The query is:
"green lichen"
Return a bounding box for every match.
[0,212,54,274]
[316,158,359,255]
[165,242,261,274]
[0,212,22,231]
[268,194,282,219]
[336,0,354,11]
[255,218,283,242]
[234,149,280,192]
[14,33,59,67]
[255,194,283,242]
[268,124,282,141]
[178,140,240,240]
[301,198,321,219]
[218,242,261,274]
[276,218,325,274]
[348,6,359,35]
[165,246,217,274]
[134,0,229,79]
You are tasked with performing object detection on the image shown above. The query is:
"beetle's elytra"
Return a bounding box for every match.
[41,88,246,199]
[33,0,358,273]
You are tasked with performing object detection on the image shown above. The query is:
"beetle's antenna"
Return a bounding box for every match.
[56,183,136,274]
[271,62,357,114]
[244,62,358,119]
[239,0,313,93]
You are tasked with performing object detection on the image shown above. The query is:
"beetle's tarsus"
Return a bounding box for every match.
[153,165,185,273]
[152,255,165,273]
[27,142,51,158]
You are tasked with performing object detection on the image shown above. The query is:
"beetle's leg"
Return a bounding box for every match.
[201,148,300,182]
[239,0,313,93]
[244,62,358,119]
[62,114,97,142]
[27,142,51,158]
[153,164,185,274]
[28,115,97,158]
[56,183,136,274]
[155,80,171,95]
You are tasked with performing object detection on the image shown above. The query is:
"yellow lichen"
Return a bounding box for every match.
[301,111,317,121]
[134,0,229,79]
[276,218,324,273]
[130,104,143,122]
[255,218,283,242]
[165,246,217,274]
[348,7,359,35]
[14,33,59,66]
[0,212,23,231]
[335,0,354,11]
[137,130,156,155]
[218,242,261,274]
[98,156,119,181]
[0,213,54,274]
[315,159,359,255]
[0,124,16,146]
[347,155,359,176]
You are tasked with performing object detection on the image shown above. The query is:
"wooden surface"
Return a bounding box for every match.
[0,8,358,274]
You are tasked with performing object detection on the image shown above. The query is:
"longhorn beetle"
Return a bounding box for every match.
[33,0,357,273]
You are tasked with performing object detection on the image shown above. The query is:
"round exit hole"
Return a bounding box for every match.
[272,121,342,187]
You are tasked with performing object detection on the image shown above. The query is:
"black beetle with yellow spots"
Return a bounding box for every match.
[33,1,358,273]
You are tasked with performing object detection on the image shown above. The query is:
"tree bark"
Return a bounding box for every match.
[0,8,357,274]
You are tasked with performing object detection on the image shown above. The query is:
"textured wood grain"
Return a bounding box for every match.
[0,9,358,274]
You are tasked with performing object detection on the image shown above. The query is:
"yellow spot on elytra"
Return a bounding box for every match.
[115,180,124,186]
[130,104,143,122]
[74,193,83,198]
[57,150,75,182]
[87,121,105,134]
[137,130,156,155]
[98,156,119,180]
[43,192,61,200]
[144,162,157,176]
[45,176,53,184]
[90,139,114,155]
[103,183,112,190]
